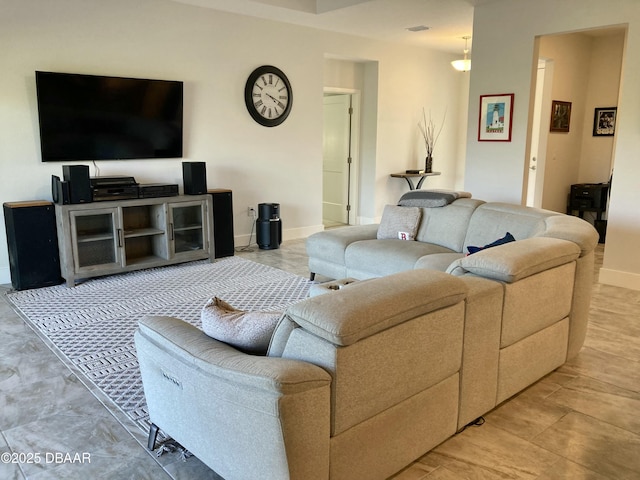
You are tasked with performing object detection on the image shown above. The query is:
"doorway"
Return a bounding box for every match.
[525,28,624,221]
[322,91,360,227]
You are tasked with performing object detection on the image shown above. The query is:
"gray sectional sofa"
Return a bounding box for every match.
[306,196,598,412]
[135,195,599,480]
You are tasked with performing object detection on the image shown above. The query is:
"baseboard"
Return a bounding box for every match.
[357,216,379,225]
[282,224,324,241]
[0,266,11,287]
[234,224,324,249]
[599,267,640,292]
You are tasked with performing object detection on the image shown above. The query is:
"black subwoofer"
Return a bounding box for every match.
[3,201,62,290]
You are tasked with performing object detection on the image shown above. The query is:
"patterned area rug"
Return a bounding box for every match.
[6,257,311,435]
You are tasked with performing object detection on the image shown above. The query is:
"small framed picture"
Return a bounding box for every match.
[550,100,572,133]
[478,93,514,142]
[593,107,617,136]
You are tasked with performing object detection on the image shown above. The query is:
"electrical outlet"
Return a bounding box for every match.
[247,206,255,217]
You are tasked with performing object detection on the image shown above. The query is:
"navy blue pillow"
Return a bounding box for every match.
[467,232,516,255]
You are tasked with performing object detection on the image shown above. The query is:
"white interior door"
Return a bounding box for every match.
[323,94,352,226]
[527,62,544,206]
[526,59,553,208]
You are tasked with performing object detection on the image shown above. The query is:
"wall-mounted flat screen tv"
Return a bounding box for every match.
[35,71,183,162]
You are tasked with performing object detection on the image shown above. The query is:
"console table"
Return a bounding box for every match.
[55,195,214,286]
[390,172,441,190]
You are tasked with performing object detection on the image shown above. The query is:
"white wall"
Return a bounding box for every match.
[468,0,640,290]
[0,0,466,284]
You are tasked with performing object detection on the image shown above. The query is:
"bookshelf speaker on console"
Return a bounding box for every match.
[51,175,70,205]
[3,201,62,290]
[209,189,235,258]
[62,164,92,204]
[183,162,207,195]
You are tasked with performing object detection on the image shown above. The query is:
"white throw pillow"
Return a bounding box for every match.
[201,297,282,354]
[377,205,422,240]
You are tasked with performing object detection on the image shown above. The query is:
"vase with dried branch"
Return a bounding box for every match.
[418,108,446,173]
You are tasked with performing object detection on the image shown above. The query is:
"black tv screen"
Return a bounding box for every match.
[35,71,183,162]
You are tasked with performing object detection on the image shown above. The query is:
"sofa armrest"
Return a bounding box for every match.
[136,315,332,393]
[306,224,379,260]
[447,237,580,283]
[285,270,467,346]
[135,315,332,480]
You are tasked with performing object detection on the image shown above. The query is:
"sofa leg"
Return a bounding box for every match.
[309,272,316,281]
[147,423,159,450]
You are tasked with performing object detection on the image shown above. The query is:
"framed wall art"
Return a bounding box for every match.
[478,93,514,142]
[593,107,617,136]
[550,100,572,133]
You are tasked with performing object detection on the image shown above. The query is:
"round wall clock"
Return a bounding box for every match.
[244,65,292,127]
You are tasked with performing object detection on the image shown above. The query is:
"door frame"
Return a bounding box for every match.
[323,87,361,225]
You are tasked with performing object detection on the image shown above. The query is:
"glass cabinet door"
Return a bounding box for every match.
[70,208,122,272]
[168,200,208,258]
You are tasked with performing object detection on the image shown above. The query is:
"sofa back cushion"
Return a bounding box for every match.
[414,198,484,251]
[463,203,557,251]
[284,270,466,346]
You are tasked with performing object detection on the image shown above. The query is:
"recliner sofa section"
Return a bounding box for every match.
[135,270,469,480]
[307,198,599,428]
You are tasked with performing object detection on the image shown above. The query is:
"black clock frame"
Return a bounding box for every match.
[244,65,292,127]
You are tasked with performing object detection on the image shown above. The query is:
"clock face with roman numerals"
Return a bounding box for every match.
[244,65,292,127]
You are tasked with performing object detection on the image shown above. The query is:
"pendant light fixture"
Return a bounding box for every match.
[451,36,471,72]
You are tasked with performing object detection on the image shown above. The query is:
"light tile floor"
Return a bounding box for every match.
[1,241,638,479]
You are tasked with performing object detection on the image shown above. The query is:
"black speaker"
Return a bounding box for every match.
[3,201,63,290]
[51,175,70,205]
[62,165,92,204]
[209,189,235,258]
[183,162,207,195]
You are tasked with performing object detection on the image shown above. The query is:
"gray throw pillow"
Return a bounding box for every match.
[377,204,422,240]
[201,297,282,354]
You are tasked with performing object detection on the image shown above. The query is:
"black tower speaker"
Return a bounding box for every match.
[62,165,92,204]
[183,162,207,195]
[3,201,62,290]
[209,189,235,258]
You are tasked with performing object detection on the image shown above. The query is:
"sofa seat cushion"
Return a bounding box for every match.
[346,239,455,278]
[306,224,379,264]
[414,252,465,272]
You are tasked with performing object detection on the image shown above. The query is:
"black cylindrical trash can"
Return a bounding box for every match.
[256,203,282,250]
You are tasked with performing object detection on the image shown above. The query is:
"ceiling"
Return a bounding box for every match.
[169,0,501,54]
